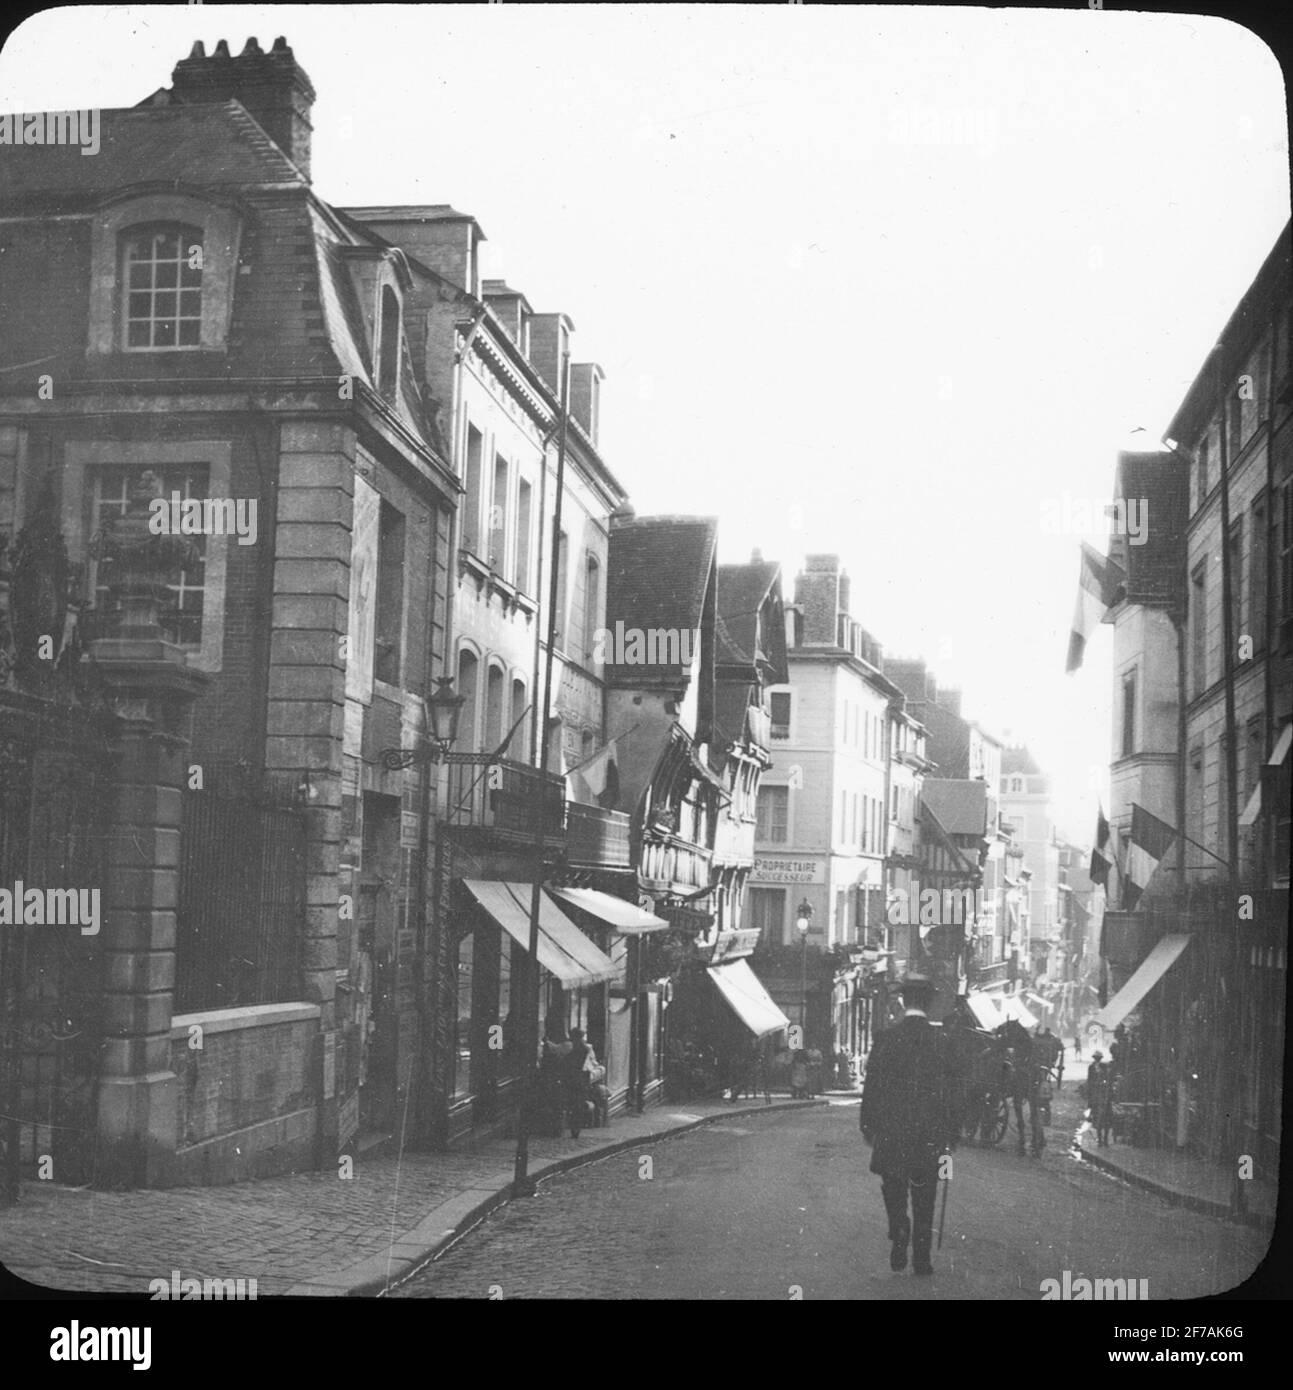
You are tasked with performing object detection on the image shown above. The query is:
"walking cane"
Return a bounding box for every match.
[936,1169,949,1251]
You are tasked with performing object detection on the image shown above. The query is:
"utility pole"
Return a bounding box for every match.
[513,351,570,1198]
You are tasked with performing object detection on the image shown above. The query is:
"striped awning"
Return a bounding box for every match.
[462,880,618,986]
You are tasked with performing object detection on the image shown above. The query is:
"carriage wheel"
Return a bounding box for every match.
[984,1095,1009,1144]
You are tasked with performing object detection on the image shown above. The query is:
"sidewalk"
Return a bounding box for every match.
[1057,1048,1277,1229]
[1078,1131,1278,1230]
[0,1096,825,1297]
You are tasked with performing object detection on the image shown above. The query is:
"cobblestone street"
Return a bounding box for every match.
[392,1101,1269,1301]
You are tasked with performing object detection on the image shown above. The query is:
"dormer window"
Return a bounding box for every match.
[378,285,401,396]
[123,225,203,349]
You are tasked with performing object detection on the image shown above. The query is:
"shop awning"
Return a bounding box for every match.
[463,880,618,986]
[1242,724,1293,825]
[965,992,1002,1030]
[707,960,790,1038]
[547,887,670,934]
[999,995,1039,1030]
[1091,933,1191,1033]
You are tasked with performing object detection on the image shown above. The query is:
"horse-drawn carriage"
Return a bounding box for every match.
[946,1020,1058,1154]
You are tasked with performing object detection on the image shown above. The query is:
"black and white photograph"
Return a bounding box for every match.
[0,0,1288,1340]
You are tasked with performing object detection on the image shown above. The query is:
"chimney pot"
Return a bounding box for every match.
[189,41,206,59]
[171,35,316,180]
[272,36,289,52]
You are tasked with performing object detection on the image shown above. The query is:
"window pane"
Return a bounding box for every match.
[154,319,176,347]
[178,320,201,347]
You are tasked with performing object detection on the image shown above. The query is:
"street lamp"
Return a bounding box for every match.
[381,677,469,769]
[796,899,813,1042]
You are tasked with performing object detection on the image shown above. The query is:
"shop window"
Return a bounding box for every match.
[453,930,475,1099]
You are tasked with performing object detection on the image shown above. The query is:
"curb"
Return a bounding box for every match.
[1078,1145,1274,1229]
[323,1097,827,1298]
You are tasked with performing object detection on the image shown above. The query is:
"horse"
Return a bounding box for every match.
[996,1020,1047,1156]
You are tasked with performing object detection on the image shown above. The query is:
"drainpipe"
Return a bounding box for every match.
[415,299,481,1146]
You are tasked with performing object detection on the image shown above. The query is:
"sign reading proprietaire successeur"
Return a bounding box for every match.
[750,858,823,884]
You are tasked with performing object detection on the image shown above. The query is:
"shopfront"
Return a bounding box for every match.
[443,878,619,1141]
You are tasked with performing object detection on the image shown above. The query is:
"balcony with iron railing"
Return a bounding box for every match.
[444,758,566,844]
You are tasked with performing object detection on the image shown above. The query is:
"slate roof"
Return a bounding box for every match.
[715,560,780,669]
[0,103,304,205]
[921,778,988,837]
[604,516,717,684]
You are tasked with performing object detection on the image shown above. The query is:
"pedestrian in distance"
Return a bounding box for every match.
[858,974,961,1278]
[1087,1050,1113,1147]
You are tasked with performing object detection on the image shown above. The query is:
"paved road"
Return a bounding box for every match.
[392,1098,1268,1300]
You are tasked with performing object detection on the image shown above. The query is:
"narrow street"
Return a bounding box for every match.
[392,1095,1268,1301]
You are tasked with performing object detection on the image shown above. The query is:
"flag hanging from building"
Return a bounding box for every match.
[1065,541,1126,673]
[1125,803,1177,909]
[1090,804,1112,886]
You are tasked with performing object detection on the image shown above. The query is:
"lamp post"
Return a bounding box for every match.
[796,899,813,1044]
[381,677,467,770]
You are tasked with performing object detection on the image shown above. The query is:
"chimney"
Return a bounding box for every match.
[345,207,483,295]
[482,280,533,351]
[794,554,844,644]
[569,364,604,446]
[171,37,315,180]
[530,313,574,395]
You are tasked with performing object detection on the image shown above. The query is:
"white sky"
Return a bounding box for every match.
[3,4,1288,841]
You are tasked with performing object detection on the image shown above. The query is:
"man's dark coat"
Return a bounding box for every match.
[859,1014,961,1174]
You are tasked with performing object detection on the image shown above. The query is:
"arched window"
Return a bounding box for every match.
[378,285,401,395]
[122,225,203,349]
[583,555,601,665]
[510,678,528,758]
[457,648,479,751]
[485,663,506,752]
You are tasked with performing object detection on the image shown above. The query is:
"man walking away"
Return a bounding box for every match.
[858,974,961,1277]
